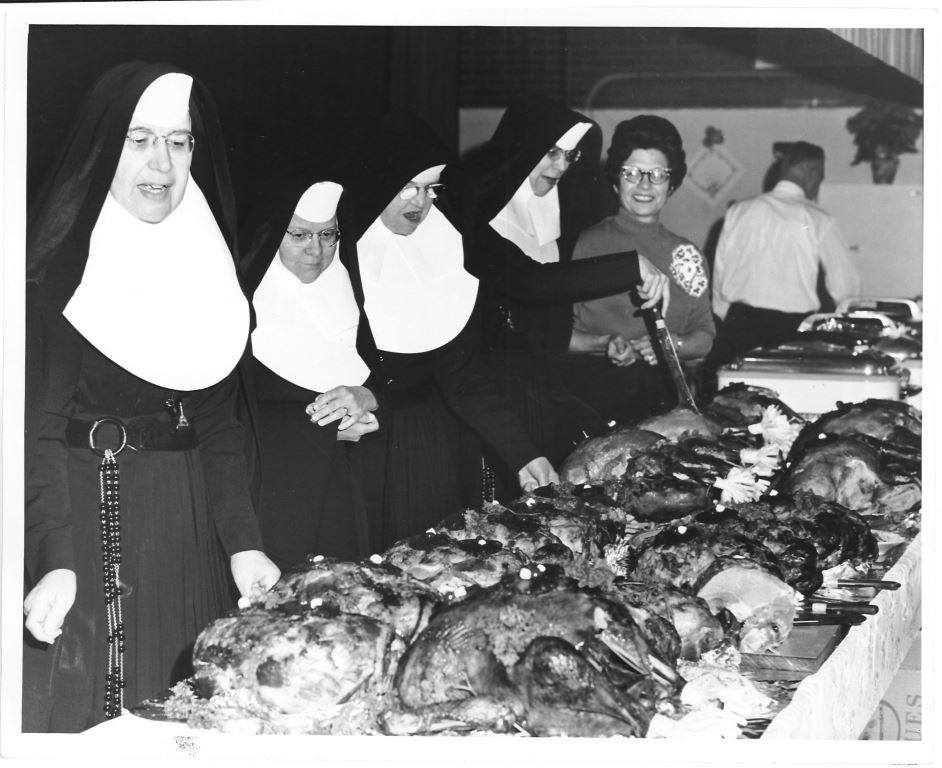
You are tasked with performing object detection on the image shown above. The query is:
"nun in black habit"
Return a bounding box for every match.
[343,114,556,550]
[455,99,670,483]
[239,167,385,570]
[23,62,280,732]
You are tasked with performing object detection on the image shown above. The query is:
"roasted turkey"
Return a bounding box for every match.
[636,407,723,441]
[559,428,664,484]
[191,608,393,733]
[507,487,623,558]
[625,524,794,652]
[187,558,442,733]
[777,434,921,528]
[435,505,565,559]
[263,558,440,643]
[602,580,726,662]
[383,532,528,596]
[702,383,805,429]
[384,566,679,737]
[794,398,921,451]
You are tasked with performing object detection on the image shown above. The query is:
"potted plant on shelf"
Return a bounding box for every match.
[846,101,923,184]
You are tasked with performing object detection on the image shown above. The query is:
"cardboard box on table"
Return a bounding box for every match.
[860,632,922,740]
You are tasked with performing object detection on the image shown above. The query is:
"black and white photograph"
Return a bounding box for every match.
[0,3,936,765]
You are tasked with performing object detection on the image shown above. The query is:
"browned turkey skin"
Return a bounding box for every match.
[777,434,920,528]
[559,428,664,484]
[625,524,785,593]
[385,567,679,737]
[263,558,441,644]
[383,532,530,594]
[603,580,725,662]
[794,398,921,452]
[702,382,806,429]
[693,493,876,595]
[636,407,723,441]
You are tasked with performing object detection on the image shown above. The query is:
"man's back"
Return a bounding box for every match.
[712,180,860,319]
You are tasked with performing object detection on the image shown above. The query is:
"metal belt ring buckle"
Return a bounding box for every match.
[88,417,127,457]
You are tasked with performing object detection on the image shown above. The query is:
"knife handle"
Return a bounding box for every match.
[804,601,879,615]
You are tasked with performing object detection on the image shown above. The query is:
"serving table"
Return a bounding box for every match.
[761,532,922,739]
[68,534,922,749]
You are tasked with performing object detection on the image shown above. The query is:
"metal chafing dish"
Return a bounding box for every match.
[717,347,913,417]
[794,304,922,409]
[835,297,922,323]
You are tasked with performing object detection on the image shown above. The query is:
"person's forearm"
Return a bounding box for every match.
[568,328,611,355]
[676,329,715,359]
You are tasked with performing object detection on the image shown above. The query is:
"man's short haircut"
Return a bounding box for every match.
[780,141,825,170]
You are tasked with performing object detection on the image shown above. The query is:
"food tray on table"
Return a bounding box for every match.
[740,534,910,684]
[717,347,907,415]
[740,625,848,681]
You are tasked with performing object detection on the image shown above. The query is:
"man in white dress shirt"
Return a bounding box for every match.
[707,141,862,371]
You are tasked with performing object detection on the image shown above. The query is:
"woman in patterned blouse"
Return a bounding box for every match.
[565,115,715,424]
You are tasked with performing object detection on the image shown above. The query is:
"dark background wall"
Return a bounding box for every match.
[27,25,458,218]
[27,25,920,219]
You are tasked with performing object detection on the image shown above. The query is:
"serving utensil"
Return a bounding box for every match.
[650,304,699,413]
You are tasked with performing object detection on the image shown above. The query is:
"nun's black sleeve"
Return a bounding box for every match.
[432,309,541,473]
[25,409,75,582]
[467,225,641,307]
[197,370,266,556]
[24,297,80,583]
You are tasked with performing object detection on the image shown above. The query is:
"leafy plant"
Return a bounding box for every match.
[846,101,923,165]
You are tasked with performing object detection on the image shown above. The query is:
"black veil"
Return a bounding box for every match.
[341,112,456,243]
[454,97,603,256]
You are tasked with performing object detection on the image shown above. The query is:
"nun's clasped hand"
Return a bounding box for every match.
[231,550,281,607]
[336,412,380,442]
[636,254,671,315]
[306,386,379,430]
[517,456,559,493]
[23,568,77,644]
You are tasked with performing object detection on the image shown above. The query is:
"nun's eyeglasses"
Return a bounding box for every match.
[125,129,195,155]
[619,166,671,185]
[546,147,582,164]
[399,183,444,201]
[285,228,341,246]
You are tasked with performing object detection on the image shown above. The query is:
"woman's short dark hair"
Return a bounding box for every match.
[604,115,687,193]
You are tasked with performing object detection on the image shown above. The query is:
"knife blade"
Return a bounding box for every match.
[822,578,901,591]
[793,614,866,627]
[801,600,879,616]
[650,304,699,413]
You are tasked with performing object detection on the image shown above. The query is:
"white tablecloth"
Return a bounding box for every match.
[762,532,922,739]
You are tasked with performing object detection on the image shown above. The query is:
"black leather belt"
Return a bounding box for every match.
[65,416,197,454]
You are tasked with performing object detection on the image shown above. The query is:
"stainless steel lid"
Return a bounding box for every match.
[728,347,899,376]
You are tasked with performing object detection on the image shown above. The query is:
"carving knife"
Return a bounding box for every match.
[650,304,700,413]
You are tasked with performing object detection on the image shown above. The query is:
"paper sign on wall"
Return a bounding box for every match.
[686,145,742,204]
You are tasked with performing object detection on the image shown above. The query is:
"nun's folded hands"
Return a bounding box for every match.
[306,385,379,429]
